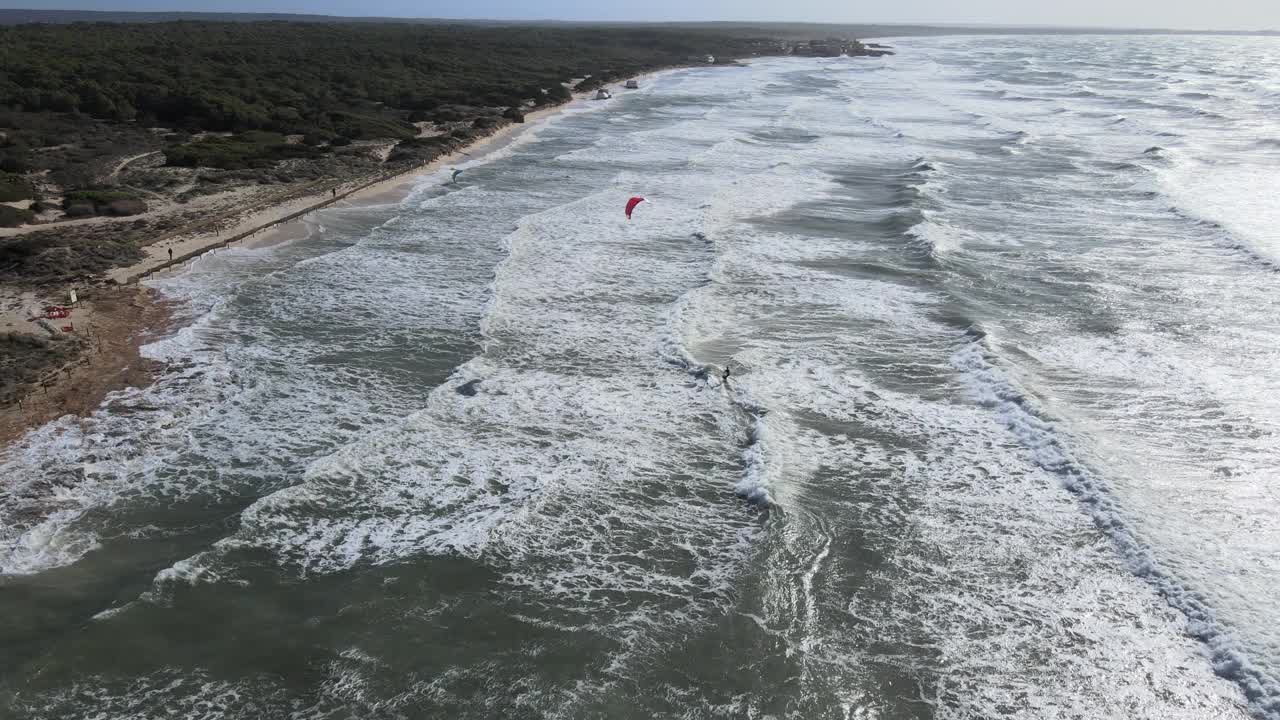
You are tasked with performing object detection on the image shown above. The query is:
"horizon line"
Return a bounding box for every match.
[0,8,1275,34]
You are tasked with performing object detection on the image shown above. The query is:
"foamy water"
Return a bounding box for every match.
[3,35,1280,719]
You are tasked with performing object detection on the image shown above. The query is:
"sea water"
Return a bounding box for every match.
[2,34,1279,719]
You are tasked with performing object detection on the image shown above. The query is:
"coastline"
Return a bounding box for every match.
[0,285,172,447]
[0,65,686,448]
[235,101,567,252]
[111,101,567,285]
[112,63,697,279]
[139,65,701,267]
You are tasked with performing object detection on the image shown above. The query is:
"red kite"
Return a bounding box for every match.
[625,196,646,220]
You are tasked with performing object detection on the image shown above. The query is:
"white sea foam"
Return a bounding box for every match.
[5,39,1277,719]
[1157,153,1280,264]
[951,338,1278,717]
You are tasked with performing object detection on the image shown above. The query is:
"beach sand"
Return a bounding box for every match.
[118,102,564,283]
[0,104,568,445]
[0,285,171,446]
[0,69,677,446]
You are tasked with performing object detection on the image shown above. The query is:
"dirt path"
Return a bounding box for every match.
[108,107,568,285]
[0,209,131,238]
[0,97,581,448]
[107,150,161,181]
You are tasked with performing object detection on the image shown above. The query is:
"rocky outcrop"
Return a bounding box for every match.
[785,38,895,58]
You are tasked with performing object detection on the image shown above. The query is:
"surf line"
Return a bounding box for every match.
[659,230,774,509]
[952,335,1280,718]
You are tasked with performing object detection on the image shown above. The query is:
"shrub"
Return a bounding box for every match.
[330,113,414,141]
[61,189,146,217]
[0,205,33,227]
[0,21,789,145]
[165,133,325,170]
[63,189,139,208]
[0,172,33,202]
[0,152,30,174]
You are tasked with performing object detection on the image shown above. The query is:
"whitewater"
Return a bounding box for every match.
[2,34,1280,719]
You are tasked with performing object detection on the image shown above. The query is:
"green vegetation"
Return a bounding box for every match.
[0,110,155,188]
[323,112,416,141]
[0,22,777,136]
[0,221,145,280]
[164,131,325,169]
[0,149,29,174]
[0,21,793,201]
[62,189,138,206]
[0,21,816,285]
[0,172,32,202]
[62,188,146,217]
[0,205,33,227]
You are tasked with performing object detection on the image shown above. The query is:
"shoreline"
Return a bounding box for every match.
[0,65,688,448]
[131,63,695,277]
[0,109,563,448]
[0,285,172,447]
[110,101,567,285]
[236,101,567,252]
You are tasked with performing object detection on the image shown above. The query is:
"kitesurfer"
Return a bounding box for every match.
[722,366,731,385]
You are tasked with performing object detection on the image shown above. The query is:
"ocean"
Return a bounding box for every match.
[2,34,1279,719]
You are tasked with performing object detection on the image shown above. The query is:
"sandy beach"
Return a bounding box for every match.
[119,68,687,279]
[0,88,602,443]
[0,62,700,447]
[110,102,567,285]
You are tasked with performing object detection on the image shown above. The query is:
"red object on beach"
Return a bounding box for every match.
[45,307,70,319]
[625,196,645,220]
[61,323,74,332]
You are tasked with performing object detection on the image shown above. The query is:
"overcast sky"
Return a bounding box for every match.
[12,0,1280,30]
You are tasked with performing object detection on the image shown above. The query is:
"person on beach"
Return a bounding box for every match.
[168,247,173,261]
[332,188,337,198]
